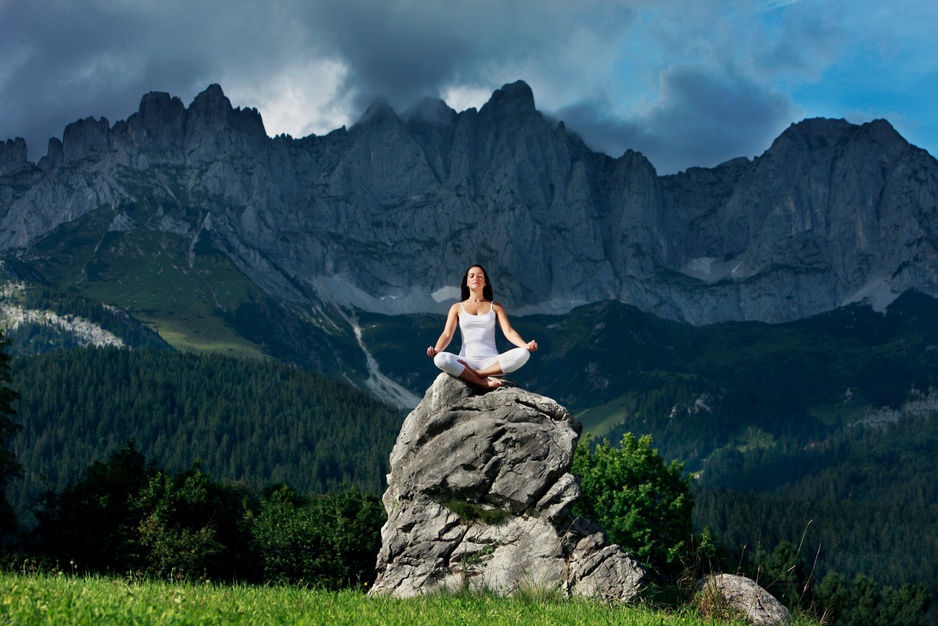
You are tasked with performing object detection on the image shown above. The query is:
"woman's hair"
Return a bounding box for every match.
[460,264,494,301]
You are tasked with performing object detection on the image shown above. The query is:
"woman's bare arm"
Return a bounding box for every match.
[493,302,538,351]
[427,303,460,357]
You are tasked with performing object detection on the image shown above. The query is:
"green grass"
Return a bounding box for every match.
[575,394,638,438]
[0,572,818,625]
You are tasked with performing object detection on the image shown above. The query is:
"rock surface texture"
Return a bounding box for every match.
[369,374,647,600]
[699,574,791,626]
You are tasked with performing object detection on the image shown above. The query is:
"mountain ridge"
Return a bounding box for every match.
[1,80,937,330]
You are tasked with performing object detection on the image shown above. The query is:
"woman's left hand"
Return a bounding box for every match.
[526,340,538,352]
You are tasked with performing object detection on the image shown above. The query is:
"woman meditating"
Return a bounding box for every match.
[427,264,538,388]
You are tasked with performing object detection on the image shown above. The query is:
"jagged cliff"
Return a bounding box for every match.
[1,81,937,324]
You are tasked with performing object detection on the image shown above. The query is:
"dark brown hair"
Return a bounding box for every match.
[460,264,494,302]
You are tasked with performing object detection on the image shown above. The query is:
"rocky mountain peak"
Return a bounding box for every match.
[189,83,231,117]
[37,138,63,171]
[138,91,187,123]
[130,91,187,150]
[481,80,537,116]
[0,138,28,176]
[476,80,542,133]
[354,97,401,129]
[186,83,266,138]
[61,116,111,162]
[770,117,910,162]
[783,116,853,139]
[401,97,458,126]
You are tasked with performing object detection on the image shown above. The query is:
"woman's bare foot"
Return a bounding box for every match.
[457,362,504,389]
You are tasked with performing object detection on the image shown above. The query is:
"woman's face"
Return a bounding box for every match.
[466,266,486,291]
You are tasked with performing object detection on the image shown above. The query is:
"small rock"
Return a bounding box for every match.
[698,573,791,626]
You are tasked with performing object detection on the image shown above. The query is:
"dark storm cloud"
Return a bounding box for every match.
[1,1,150,158]
[1,1,929,174]
[0,0,297,160]
[3,0,633,160]
[557,64,796,174]
[0,0,792,172]
[296,0,613,113]
[300,1,479,111]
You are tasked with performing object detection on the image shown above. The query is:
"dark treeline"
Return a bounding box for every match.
[695,487,938,596]
[7,347,404,528]
[17,442,384,588]
[691,412,938,601]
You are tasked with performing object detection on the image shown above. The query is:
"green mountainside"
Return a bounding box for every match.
[362,291,938,465]
[6,201,368,379]
[6,348,404,529]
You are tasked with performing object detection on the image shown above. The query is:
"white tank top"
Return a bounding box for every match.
[458,302,498,360]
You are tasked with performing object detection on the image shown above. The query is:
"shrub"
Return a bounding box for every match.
[247,485,384,589]
[30,441,156,573]
[571,432,694,579]
[133,468,254,581]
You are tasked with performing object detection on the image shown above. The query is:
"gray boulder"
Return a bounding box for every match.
[369,374,647,601]
[698,574,791,626]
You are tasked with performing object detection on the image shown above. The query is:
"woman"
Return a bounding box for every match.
[427,264,538,388]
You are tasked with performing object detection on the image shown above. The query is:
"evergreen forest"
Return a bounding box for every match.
[5,347,404,529]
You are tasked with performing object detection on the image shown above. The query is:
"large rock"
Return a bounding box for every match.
[369,374,647,600]
[698,574,791,626]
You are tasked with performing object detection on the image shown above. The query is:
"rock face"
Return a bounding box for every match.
[369,374,647,600]
[699,574,791,626]
[2,81,938,325]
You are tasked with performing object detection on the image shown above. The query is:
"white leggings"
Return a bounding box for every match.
[433,348,530,378]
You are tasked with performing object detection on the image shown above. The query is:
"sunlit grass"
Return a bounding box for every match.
[576,394,637,438]
[146,320,267,358]
[0,571,822,625]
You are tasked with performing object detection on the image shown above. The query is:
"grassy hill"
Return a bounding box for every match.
[2,571,805,626]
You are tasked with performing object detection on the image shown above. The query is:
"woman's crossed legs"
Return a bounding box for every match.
[433,348,530,388]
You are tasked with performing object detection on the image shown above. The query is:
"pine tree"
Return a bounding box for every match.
[0,331,22,539]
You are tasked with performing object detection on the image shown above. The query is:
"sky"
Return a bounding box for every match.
[1,0,935,175]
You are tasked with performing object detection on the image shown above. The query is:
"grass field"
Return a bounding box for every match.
[0,572,817,625]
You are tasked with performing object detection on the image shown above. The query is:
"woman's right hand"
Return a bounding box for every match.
[427,347,438,358]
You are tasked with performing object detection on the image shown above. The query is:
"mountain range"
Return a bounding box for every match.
[2,80,936,329]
